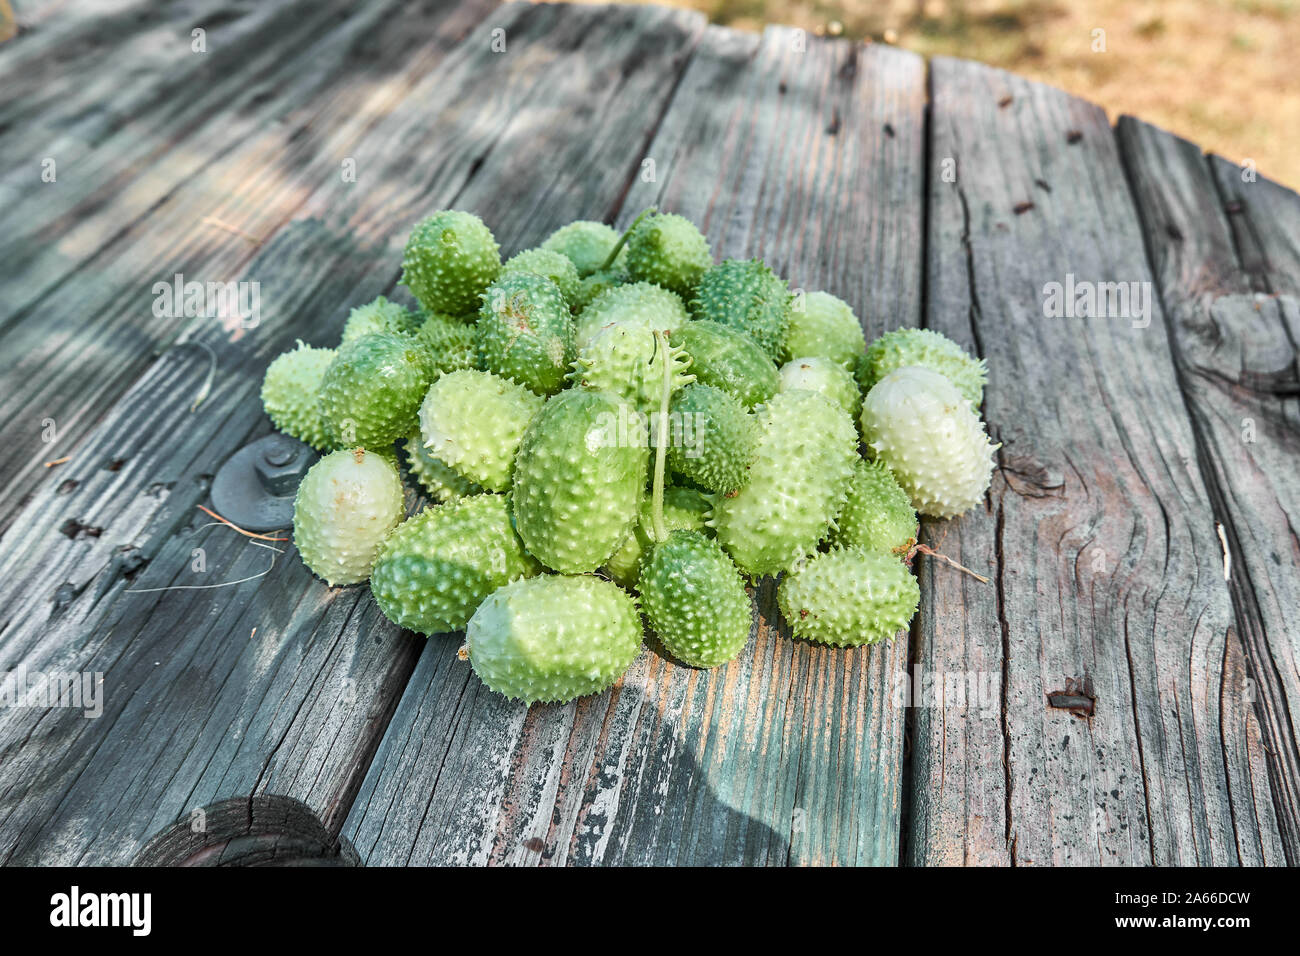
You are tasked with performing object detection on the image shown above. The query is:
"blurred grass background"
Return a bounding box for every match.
[563,0,1299,188]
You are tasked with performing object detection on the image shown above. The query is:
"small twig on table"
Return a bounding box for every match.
[189,341,218,412]
[196,504,288,542]
[201,215,265,245]
[908,542,990,584]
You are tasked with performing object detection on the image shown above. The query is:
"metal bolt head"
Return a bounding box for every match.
[211,434,318,532]
[263,438,296,468]
[255,437,312,496]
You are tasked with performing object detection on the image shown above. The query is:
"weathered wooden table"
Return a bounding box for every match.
[1,0,1296,867]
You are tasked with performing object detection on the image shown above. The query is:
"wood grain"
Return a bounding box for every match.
[0,0,495,528]
[344,25,927,866]
[1117,115,1300,862]
[908,57,1284,865]
[3,0,1296,868]
[0,0,704,864]
[0,221,417,865]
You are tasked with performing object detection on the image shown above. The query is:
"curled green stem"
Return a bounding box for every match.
[599,206,656,273]
[650,329,673,544]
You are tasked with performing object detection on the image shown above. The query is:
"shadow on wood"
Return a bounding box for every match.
[344,639,795,866]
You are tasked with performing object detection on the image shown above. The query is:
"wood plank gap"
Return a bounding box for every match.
[1114,116,1300,862]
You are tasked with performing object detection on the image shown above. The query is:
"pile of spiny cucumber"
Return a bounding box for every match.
[262,208,995,703]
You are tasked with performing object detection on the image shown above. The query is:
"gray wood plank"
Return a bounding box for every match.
[8,0,73,28]
[1207,154,1300,299]
[0,0,496,528]
[1,0,345,262]
[0,220,411,865]
[0,0,236,151]
[0,0,702,864]
[1117,115,1300,861]
[344,25,926,866]
[908,56,1284,865]
[4,0,165,60]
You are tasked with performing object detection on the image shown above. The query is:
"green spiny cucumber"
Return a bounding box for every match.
[711,389,857,577]
[623,211,712,298]
[834,459,918,555]
[670,319,779,409]
[571,264,632,313]
[500,247,582,306]
[540,220,625,277]
[466,574,643,704]
[511,388,648,572]
[261,341,336,450]
[666,382,757,494]
[777,547,919,647]
[317,331,432,449]
[401,210,501,315]
[781,290,865,368]
[414,311,479,376]
[340,295,420,346]
[639,530,752,668]
[476,271,574,395]
[690,258,791,360]
[370,494,541,635]
[859,327,987,409]
[778,355,861,420]
[292,448,405,586]
[570,317,693,413]
[402,432,481,502]
[418,368,543,492]
[574,280,687,350]
[859,365,997,518]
